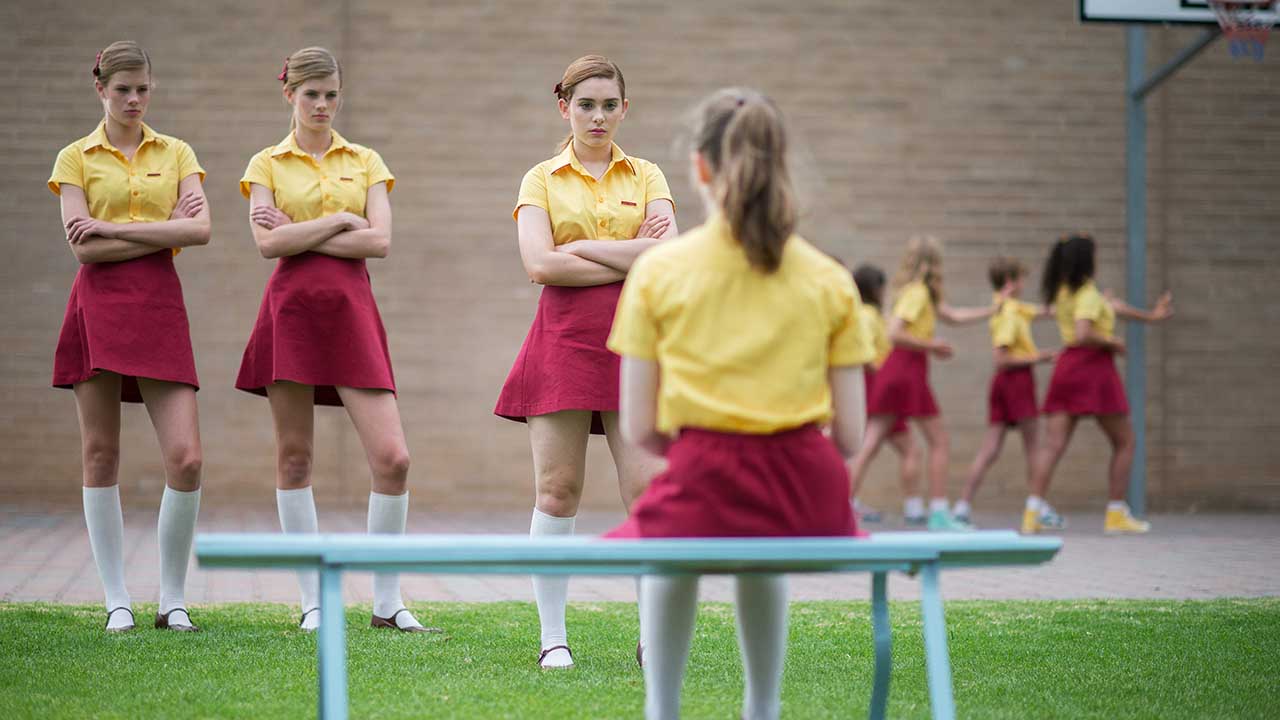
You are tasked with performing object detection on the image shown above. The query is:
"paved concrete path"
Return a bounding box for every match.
[2,503,1276,607]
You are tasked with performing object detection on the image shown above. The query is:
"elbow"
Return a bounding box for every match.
[525,262,551,285]
[257,240,281,260]
[72,247,95,265]
[192,221,212,247]
[371,233,390,259]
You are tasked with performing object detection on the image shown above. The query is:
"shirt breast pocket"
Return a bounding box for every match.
[140,167,179,219]
[336,164,368,216]
[615,197,646,239]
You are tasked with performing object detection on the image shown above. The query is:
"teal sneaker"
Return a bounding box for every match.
[1038,506,1068,531]
[927,510,975,532]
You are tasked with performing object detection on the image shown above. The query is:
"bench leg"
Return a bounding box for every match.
[318,566,348,720]
[919,562,955,720]
[868,571,891,720]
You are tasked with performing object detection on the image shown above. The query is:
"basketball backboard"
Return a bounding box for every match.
[1080,0,1278,24]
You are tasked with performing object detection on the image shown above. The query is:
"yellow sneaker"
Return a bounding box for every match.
[1021,509,1043,534]
[1104,506,1151,535]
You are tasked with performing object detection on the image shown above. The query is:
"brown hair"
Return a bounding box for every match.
[892,235,944,303]
[92,41,150,86]
[988,255,1026,291]
[553,55,626,152]
[694,88,797,273]
[280,47,342,129]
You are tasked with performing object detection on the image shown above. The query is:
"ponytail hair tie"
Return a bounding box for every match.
[277,58,289,83]
[92,51,103,78]
[553,82,564,97]
[735,97,746,107]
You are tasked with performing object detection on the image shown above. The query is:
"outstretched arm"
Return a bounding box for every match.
[1106,290,1174,323]
[888,315,953,358]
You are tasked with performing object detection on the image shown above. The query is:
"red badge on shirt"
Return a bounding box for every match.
[621,200,637,206]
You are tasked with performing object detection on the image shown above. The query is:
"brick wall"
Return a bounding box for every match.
[1,0,1276,512]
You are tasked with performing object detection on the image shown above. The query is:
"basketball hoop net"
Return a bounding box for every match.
[1208,1,1278,60]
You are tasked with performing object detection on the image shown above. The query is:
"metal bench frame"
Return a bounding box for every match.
[197,530,1061,720]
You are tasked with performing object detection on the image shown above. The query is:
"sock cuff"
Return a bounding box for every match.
[162,486,202,499]
[1107,500,1128,512]
[929,498,950,513]
[531,507,576,535]
[83,485,121,499]
[369,490,408,504]
[277,486,315,500]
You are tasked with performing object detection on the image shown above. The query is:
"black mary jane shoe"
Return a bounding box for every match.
[370,608,442,634]
[105,607,135,633]
[154,607,199,632]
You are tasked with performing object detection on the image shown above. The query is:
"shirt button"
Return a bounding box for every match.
[132,190,140,196]
[599,219,606,227]
[321,176,328,181]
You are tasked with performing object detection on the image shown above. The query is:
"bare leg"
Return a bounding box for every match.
[266,382,320,626]
[1017,417,1040,494]
[528,411,593,667]
[1094,414,1135,502]
[887,430,921,499]
[847,415,896,498]
[138,379,203,623]
[1030,413,1076,500]
[336,387,422,628]
[960,425,1006,505]
[601,411,664,512]
[74,373,131,628]
[915,416,951,501]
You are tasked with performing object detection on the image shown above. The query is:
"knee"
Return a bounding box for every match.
[372,446,410,479]
[82,441,120,486]
[166,446,203,490]
[277,444,313,489]
[535,467,582,515]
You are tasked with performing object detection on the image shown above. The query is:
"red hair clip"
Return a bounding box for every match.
[92,51,102,78]
[553,82,564,96]
[277,58,289,83]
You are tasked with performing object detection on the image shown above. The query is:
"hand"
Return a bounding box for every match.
[556,240,584,256]
[1151,291,1174,321]
[65,216,115,244]
[340,212,370,232]
[932,339,954,360]
[1039,349,1059,364]
[1111,338,1126,355]
[634,214,672,240]
[251,205,293,230]
[169,192,205,220]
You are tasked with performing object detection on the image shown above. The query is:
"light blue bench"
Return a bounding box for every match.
[196,531,1061,720]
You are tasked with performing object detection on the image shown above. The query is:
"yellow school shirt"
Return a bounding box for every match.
[514,143,673,244]
[240,130,394,220]
[858,303,892,367]
[607,214,876,435]
[49,122,205,255]
[1055,281,1115,344]
[990,297,1039,360]
[893,280,936,341]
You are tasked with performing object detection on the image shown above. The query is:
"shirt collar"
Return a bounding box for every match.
[270,129,353,159]
[550,142,636,178]
[83,121,165,153]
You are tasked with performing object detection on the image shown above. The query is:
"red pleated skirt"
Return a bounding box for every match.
[53,250,198,402]
[1042,346,1128,416]
[494,282,623,436]
[867,347,939,419]
[607,425,859,539]
[864,367,909,434]
[236,252,395,407]
[988,366,1039,426]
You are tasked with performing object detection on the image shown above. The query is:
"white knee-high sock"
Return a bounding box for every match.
[157,486,200,614]
[367,491,408,617]
[276,487,320,612]
[83,486,130,615]
[735,574,789,720]
[530,508,575,650]
[641,575,700,720]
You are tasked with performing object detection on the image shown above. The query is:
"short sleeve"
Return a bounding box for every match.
[894,282,929,323]
[607,259,660,360]
[48,145,83,196]
[513,165,549,221]
[642,161,674,208]
[1073,286,1105,322]
[240,149,274,199]
[830,278,876,367]
[363,149,394,193]
[175,140,206,184]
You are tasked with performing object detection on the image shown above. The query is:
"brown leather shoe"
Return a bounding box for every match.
[105,607,135,633]
[370,608,441,633]
[154,608,199,632]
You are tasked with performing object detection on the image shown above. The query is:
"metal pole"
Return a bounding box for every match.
[1124,26,1148,517]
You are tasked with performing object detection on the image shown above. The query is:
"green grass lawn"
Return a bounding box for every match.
[1,599,1276,719]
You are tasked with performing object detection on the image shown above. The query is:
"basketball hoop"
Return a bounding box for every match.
[1208,1,1278,60]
